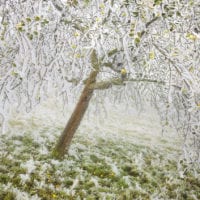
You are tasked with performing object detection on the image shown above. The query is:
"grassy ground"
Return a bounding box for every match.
[0,101,200,199]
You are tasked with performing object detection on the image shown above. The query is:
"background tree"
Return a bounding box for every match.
[0,0,200,163]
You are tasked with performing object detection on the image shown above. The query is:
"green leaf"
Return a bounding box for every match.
[132,12,139,17]
[34,16,41,21]
[189,0,194,6]
[27,33,33,40]
[42,19,49,26]
[189,66,194,72]
[33,31,38,35]
[129,33,134,37]
[134,37,140,45]
[154,0,162,5]
[108,49,118,57]
[26,17,31,22]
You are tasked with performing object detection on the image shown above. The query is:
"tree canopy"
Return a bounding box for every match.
[0,0,200,163]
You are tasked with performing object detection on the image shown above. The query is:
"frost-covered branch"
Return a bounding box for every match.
[90,77,165,90]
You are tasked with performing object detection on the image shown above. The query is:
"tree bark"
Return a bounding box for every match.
[53,70,99,159]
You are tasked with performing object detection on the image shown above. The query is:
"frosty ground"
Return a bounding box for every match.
[0,98,199,200]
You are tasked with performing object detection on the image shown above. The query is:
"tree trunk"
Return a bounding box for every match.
[53,70,99,159]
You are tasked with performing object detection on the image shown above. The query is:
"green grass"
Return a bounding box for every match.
[0,128,200,199]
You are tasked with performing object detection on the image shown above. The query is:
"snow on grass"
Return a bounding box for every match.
[0,98,200,199]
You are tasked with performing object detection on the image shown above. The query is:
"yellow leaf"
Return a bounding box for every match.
[16,22,23,29]
[71,44,76,49]
[149,51,155,60]
[11,71,18,76]
[121,12,126,17]
[75,53,82,58]
[99,3,105,9]
[186,33,197,41]
[96,17,101,22]
[181,88,187,94]
[74,32,79,37]
[172,52,178,57]
[121,68,127,75]
[197,103,200,107]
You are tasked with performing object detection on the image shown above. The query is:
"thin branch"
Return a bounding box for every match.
[102,62,120,73]
[102,16,161,74]
[51,0,63,12]
[89,77,165,90]
[141,16,160,37]
[146,16,160,28]
[153,43,190,89]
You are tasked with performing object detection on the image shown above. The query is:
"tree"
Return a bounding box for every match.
[0,0,200,163]
[53,50,100,158]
